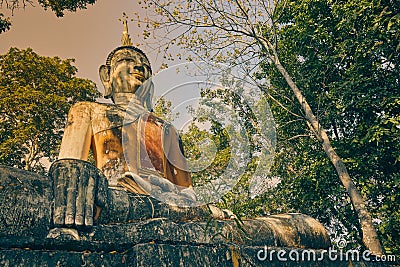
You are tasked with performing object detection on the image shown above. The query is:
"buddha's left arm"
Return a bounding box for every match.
[165,125,192,188]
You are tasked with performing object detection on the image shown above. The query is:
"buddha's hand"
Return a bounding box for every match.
[49,159,109,227]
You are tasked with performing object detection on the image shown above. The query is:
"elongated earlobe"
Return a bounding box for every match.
[99,65,112,99]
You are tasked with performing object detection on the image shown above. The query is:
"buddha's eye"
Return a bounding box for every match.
[126,65,135,74]
[135,65,145,73]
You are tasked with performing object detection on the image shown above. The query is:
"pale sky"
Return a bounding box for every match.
[0,1,249,131]
[0,0,164,99]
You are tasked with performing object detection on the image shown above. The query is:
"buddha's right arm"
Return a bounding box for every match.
[52,103,108,227]
[58,102,93,161]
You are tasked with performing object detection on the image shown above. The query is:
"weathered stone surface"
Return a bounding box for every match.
[0,165,330,252]
[0,165,53,248]
[38,215,329,252]
[0,245,379,267]
[4,164,378,266]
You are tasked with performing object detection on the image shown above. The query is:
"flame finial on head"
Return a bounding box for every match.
[120,13,133,46]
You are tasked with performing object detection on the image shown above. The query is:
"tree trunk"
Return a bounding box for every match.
[261,39,383,255]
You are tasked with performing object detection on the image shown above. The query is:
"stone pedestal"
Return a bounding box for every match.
[0,165,370,266]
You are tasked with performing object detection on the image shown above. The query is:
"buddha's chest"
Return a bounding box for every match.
[92,113,167,186]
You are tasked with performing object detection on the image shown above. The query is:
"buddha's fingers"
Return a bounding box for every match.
[75,169,88,226]
[52,164,67,226]
[84,174,95,226]
[65,166,79,226]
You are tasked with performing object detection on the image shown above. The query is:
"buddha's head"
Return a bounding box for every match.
[99,18,153,109]
[99,46,152,105]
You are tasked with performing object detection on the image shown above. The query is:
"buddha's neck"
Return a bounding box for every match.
[113,93,143,109]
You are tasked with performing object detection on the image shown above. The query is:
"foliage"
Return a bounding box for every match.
[136,0,397,254]
[176,83,274,215]
[0,13,11,33]
[181,121,231,186]
[0,0,97,33]
[0,47,99,173]
[37,0,97,17]
[259,0,400,253]
[152,96,179,122]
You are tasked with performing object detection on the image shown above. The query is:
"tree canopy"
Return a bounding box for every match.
[0,0,97,33]
[136,0,398,255]
[262,0,399,254]
[0,13,11,33]
[0,47,99,172]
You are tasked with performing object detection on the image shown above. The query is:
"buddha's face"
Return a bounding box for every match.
[100,49,152,101]
[109,50,151,94]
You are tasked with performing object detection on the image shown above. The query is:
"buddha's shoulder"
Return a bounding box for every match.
[69,101,115,113]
